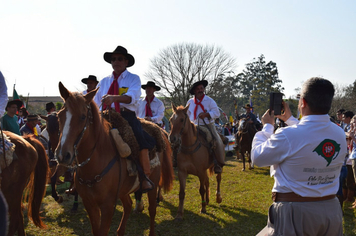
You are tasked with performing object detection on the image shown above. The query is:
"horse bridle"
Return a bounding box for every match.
[71,104,96,167]
[174,112,202,154]
[65,103,120,188]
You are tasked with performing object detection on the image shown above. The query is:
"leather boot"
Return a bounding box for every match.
[139,149,153,193]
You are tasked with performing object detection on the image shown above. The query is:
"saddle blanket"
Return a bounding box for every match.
[0,131,15,171]
[126,153,160,176]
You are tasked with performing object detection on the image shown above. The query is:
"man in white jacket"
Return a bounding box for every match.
[137,81,164,126]
[252,77,347,236]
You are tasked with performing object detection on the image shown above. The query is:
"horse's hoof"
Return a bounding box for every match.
[56,196,63,203]
[201,209,207,214]
[242,168,245,171]
[216,195,222,204]
[70,208,78,213]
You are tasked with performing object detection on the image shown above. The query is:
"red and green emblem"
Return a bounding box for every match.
[313,139,341,166]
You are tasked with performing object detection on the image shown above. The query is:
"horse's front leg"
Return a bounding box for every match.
[199,174,208,214]
[247,151,254,169]
[81,197,102,236]
[241,151,246,171]
[216,173,222,203]
[175,170,187,221]
[117,194,133,236]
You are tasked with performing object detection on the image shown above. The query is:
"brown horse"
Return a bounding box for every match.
[54,82,174,236]
[1,132,49,236]
[234,118,257,171]
[169,104,223,220]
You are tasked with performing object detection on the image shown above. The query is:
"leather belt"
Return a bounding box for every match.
[272,192,336,202]
[120,107,135,114]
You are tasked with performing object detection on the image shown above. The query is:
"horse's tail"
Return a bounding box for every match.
[24,135,49,228]
[159,130,174,193]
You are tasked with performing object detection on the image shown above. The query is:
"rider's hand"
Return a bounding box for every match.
[102,95,117,106]
[262,109,275,126]
[275,101,292,122]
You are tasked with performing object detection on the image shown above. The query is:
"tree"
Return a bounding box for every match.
[145,43,236,106]
[234,55,284,116]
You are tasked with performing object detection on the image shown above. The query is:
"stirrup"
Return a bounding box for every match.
[141,175,155,193]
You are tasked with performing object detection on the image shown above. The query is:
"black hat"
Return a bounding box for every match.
[189,80,208,95]
[25,114,40,122]
[103,46,135,67]
[6,100,23,110]
[46,102,55,112]
[243,104,253,109]
[141,81,161,91]
[81,75,99,84]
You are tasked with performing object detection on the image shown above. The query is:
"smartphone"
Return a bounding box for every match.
[269,92,284,115]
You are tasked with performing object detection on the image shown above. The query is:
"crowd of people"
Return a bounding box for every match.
[0,45,354,235]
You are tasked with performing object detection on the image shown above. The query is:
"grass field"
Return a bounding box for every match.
[22,154,356,236]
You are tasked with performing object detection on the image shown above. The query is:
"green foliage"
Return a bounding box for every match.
[235,55,284,116]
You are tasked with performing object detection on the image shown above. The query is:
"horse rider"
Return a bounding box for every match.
[137,81,165,127]
[239,104,260,129]
[93,45,156,193]
[81,75,99,95]
[186,80,225,174]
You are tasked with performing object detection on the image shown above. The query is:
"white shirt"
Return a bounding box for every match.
[186,95,220,125]
[94,70,141,112]
[137,96,165,124]
[252,114,347,197]
[0,71,8,117]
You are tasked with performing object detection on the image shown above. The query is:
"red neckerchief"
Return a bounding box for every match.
[145,95,154,117]
[194,94,205,120]
[103,72,121,112]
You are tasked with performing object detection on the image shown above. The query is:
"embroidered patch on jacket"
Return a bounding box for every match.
[313,139,341,166]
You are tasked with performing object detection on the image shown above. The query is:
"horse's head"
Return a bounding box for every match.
[55,82,98,166]
[169,103,190,147]
[238,118,246,132]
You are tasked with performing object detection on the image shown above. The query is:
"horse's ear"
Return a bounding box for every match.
[84,87,99,104]
[172,103,177,112]
[183,103,190,113]
[59,82,70,101]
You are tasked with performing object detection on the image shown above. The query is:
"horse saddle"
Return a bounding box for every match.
[102,110,165,175]
[0,131,15,171]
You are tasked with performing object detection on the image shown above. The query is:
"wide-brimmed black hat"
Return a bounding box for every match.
[81,75,99,84]
[103,46,135,67]
[6,100,23,110]
[189,80,208,95]
[141,81,161,91]
[243,104,253,109]
[45,102,55,112]
[25,114,40,122]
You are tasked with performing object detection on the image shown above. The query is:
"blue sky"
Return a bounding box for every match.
[1,0,355,100]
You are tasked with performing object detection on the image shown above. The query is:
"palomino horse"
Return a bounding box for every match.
[234,118,257,171]
[1,132,49,236]
[169,104,223,220]
[54,82,174,236]
[40,112,79,212]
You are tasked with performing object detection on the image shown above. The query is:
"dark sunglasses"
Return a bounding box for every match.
[111,56,126,62]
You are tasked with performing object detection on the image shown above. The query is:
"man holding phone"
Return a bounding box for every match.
[252,77,346,236]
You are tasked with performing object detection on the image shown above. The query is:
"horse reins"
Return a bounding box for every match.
[177,113,202,154]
